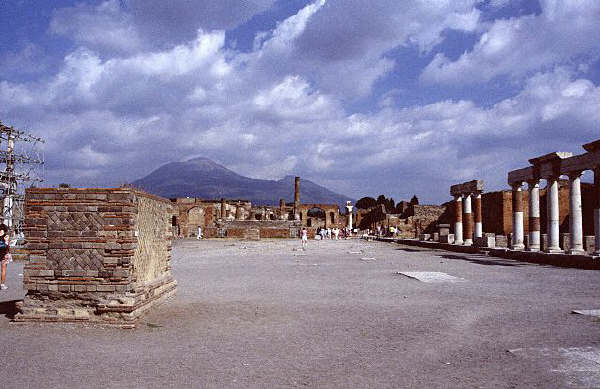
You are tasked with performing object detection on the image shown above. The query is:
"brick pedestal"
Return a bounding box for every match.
[15,187,177,327]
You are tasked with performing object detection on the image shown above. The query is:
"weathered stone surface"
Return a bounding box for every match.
[16,187,177,327]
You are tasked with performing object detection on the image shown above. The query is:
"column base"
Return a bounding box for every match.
[454,240,464,245]
[463,239,473,246]
[527,246,540,252]
[511,244,525,251]
[545,247,563,254]
[568,249,586,255]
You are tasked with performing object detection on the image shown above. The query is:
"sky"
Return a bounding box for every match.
[1,0,599,204]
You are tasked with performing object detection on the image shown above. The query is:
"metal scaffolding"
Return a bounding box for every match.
[0,120,44,241]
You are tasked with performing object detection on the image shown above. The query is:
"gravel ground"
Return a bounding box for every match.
[2,238,600,388]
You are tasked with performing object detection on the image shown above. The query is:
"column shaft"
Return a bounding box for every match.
[568,172,584,254]
[454,196,463,245]
[546,177,561,253]
[527,181,541,251]
[511,183,525,250]
[474,192,483,239]
[463,194,473,246]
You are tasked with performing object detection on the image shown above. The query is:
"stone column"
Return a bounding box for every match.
[235,204,242,220]
[568,171,585,254]
[527,180,541,251]
[511,183,525,250]
[474,192,483,240]
[454,195,463,245]
[463,193,473,246]
[279,198,285,220]
[545,177,562,253]
[220,198,226,220]
[594,167,600,257]
[294,176,300,220]
[346,202,353,229]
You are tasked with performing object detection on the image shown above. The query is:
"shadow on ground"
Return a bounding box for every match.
[0,300,20,319]
[439,254,530,267]
[395,247,429,253]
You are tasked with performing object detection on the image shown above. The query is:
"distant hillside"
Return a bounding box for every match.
[131,157,352,207]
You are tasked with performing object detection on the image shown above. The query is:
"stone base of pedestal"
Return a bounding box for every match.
[568,249,586,256]
[511,244,525,251]
[15,275,177,327]
[463,239,473,246]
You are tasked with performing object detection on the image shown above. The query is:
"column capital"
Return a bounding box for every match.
[454,194,463,201]
[527,179,540,187]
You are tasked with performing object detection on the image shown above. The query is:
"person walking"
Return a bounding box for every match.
[301,227,308,250]
[0,224,11,290]
[197,226,202,240]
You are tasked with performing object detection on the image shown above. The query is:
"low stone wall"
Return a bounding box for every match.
[16,187,177,327]
[373,237,600,270]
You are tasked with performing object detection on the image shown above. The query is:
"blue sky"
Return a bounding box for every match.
[1,0,599,203]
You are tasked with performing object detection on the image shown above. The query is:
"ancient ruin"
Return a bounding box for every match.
[16,187,177,326]
[168,177,347,240]
[508,140,600,255]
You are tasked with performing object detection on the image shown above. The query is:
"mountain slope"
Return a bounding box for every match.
[131,157,352,206]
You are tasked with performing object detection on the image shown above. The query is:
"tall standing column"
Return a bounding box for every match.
[474,192,483,240]
[294,176,300,220]
[463,193,473,246]
[346,202,353,230]
[546,177,562,253]
[220,198,226,220]
[568,171,585,254]
[454,195,463,245]
[594,167,600,257]
[511,183,525,250]
[527,180,541,251]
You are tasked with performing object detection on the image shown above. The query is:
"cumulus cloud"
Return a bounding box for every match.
[421,0,600,84]
[2,0,600,203]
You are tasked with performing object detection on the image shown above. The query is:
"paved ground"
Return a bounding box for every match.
[2,238,600,388]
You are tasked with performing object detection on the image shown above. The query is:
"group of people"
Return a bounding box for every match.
[300,226,353,250]
[316,227,342,240]
[0,223,13,291]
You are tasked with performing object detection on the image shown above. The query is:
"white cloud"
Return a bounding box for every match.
[421,0,600,84]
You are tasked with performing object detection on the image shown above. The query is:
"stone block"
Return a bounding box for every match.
[541,234,549,252]
[475,233,495,248]
[584,236,595,255]
[438,224,450,237]
[440,234,455,244]
[495,235,508,248]
[419,234,431,241]
[432,232,439,242]
[560,233,571,253]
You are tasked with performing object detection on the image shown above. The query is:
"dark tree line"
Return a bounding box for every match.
[356,194,419,213]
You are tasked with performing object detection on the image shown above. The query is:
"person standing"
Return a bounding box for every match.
[197,226,202,240]
[0,224,11,290]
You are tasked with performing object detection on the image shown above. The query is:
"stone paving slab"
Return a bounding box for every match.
[572,309,600,317]
[396,271,465,283]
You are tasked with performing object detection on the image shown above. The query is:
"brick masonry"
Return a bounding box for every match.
[15,187,177,327]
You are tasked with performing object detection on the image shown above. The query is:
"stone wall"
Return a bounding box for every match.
[16,187,177,327]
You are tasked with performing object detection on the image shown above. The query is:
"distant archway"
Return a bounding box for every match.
[188,207,205,237]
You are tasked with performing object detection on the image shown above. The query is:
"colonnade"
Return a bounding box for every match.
[450,180,484,246]
[507,140,600,256]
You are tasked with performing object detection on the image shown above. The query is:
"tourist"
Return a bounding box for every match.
[333,227,339,240]
[327,228,332,239]
[197,226,202,240]
[301,227,308,250]
[0,224,11,290]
